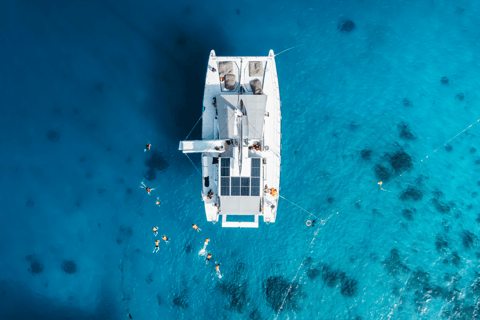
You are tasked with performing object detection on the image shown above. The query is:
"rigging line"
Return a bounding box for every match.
[185,153,202,176]
[421,118,480,162]
[275,45,301,57]
[181,108,237,175]
[273,227,321,320]
[279,195,320,220]
[184,112,204,141]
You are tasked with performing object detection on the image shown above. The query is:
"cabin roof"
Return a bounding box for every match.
[217,94,267,140]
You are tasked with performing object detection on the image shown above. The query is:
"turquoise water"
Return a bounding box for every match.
[1,0,480,319]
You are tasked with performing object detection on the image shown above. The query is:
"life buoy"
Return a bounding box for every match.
[306,220,312,226]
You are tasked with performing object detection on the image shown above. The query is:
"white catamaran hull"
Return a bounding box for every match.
[180,50,281,228]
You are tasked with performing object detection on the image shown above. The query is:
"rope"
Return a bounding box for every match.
[275,45,301,57]
[279,195,320,220]
[185,153,202,176]
[273,227,321,319]
[185,113,203,141]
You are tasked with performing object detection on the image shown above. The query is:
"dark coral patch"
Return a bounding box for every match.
[46,130,60,142]
[456,93,465,101]
[400,187,423,201]
[374,164,391,181]
[451,251,461,267]
[338,19,355,33]
[382,249,409,275]
[216,280,248,313]
[26,199,34,207]
[26,255,43,275]
[62,260,76,274]
[435,234,448,252]
[307,267,321,280]
[144,150,169,181]
[403,98,413,107]
[389,151,412,173]
[263,276,301,311]
[432,199,450,213]
[341,278,358,297]
[441,77,449,85]
[461,230,477,249]
[361,149,372,160]
[398,123,416,140]
[402,208,415,221]
[172,290,188,309]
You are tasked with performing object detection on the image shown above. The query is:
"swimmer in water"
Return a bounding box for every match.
[206,254,212,263]
[205,238,210,244]
[153,226,158,236]
[192,224,201,232]
[155,197,162,207]
[162,235,169,243]
[153,240,160,253]
[141,182,155,195]
[144,143,151,152]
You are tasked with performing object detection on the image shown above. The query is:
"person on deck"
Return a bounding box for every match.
[192,224,201,232]
[153,240,160,253]
[270,188,278,197]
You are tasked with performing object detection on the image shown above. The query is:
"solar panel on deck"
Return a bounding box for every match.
[241,177,250,196]
[231,177,240,196]
[251,158,260,177]
[251,177,260,196]
[221,158,230,176]
[221,177,230,196]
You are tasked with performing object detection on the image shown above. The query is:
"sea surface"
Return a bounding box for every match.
[1,0,480,319]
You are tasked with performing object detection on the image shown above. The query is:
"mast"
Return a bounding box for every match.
[238,99,244,175]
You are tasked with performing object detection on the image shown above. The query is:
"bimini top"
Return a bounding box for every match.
[217,94,267,140]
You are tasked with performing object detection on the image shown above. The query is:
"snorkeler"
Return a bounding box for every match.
[206,254,212,263]
[153,240,160,253]
[144,143,151,152]
[162,235,169,243]
[153,226,158,236]
[192,224,201,232]
[141,182,155,195]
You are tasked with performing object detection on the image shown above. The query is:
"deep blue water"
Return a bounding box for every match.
[2,0,480,319]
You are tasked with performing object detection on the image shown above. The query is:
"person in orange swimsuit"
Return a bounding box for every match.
[141,182,155,195]
[192,224,201,232]
[152,226,158,236]
[153,240,160,253]
[205,238,210,244]
[155,197,162,207]
[162,235,169,243]
[144,143,151,152]
[206,254,212,262]
[215,264,220,272]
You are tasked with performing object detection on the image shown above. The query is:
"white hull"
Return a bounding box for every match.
[180,50,281,228]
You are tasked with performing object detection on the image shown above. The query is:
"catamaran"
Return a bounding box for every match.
[179,50,281,228]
